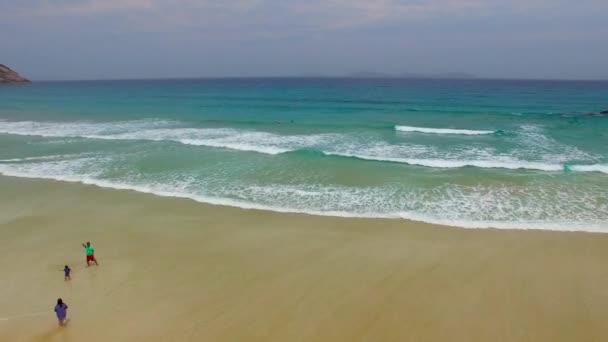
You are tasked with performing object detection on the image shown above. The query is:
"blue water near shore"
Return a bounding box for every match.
[1,78,607,231]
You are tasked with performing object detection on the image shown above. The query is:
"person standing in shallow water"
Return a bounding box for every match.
[54,298,68,326]
[82,241,98,266]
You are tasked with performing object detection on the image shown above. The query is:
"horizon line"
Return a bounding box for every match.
[28,76,608,82]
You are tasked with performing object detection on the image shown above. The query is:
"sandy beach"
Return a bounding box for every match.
[1,175,608,341]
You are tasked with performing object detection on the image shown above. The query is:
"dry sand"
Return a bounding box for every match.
[1,176,608,341]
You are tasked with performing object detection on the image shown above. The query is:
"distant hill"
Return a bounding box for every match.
[0,64,30,84]
[346,71,393,78]
[346,71,476,79]
[399,72,476,79]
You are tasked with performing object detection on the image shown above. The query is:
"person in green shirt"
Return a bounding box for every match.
[82,241,99,266]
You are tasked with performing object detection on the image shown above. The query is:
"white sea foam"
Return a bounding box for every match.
[175,131,331,155]
[323,151,573,171]
[1,159,607,233]
[0,120,333,155]
[322,140,608,173]
[1,120,605,173]
[515,125,595,163]
[0,155,68,163]
[395,125,494,135]
[570,164,608,173]
[0,119,177,138]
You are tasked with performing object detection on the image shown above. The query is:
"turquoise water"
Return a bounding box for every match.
[1,78,607,231]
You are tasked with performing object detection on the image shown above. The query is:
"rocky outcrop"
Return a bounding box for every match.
[0,64,31,84]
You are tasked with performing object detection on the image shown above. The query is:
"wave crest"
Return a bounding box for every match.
[395,125,495,135]
[0,120,333,155]
[320,151,607,173]
[1,120,604,173]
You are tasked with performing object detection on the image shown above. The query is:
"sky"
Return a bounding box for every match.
[1,0,608,80]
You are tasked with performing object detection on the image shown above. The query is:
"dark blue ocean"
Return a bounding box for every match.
[1,78,607,231]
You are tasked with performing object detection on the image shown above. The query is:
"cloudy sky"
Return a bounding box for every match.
[2,0,607,80]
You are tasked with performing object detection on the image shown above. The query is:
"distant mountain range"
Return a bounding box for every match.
[345,71,476,79]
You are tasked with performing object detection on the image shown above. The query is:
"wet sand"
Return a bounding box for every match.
[1,175,608,341]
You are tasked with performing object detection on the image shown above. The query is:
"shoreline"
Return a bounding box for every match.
[0,173,603,233]
[2,175,608,341]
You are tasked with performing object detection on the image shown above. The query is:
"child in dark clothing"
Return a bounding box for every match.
[64,265,71,281]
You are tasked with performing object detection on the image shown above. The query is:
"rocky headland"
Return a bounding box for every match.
[0,64,31,83]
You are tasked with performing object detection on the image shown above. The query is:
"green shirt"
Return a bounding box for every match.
[85,245,94,256]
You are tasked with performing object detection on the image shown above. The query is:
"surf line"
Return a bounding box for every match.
[0,311,48,321]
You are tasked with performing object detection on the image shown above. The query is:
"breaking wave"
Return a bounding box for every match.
[395,125,495,135]
[0,158,606,232]
[1,120,606,173]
